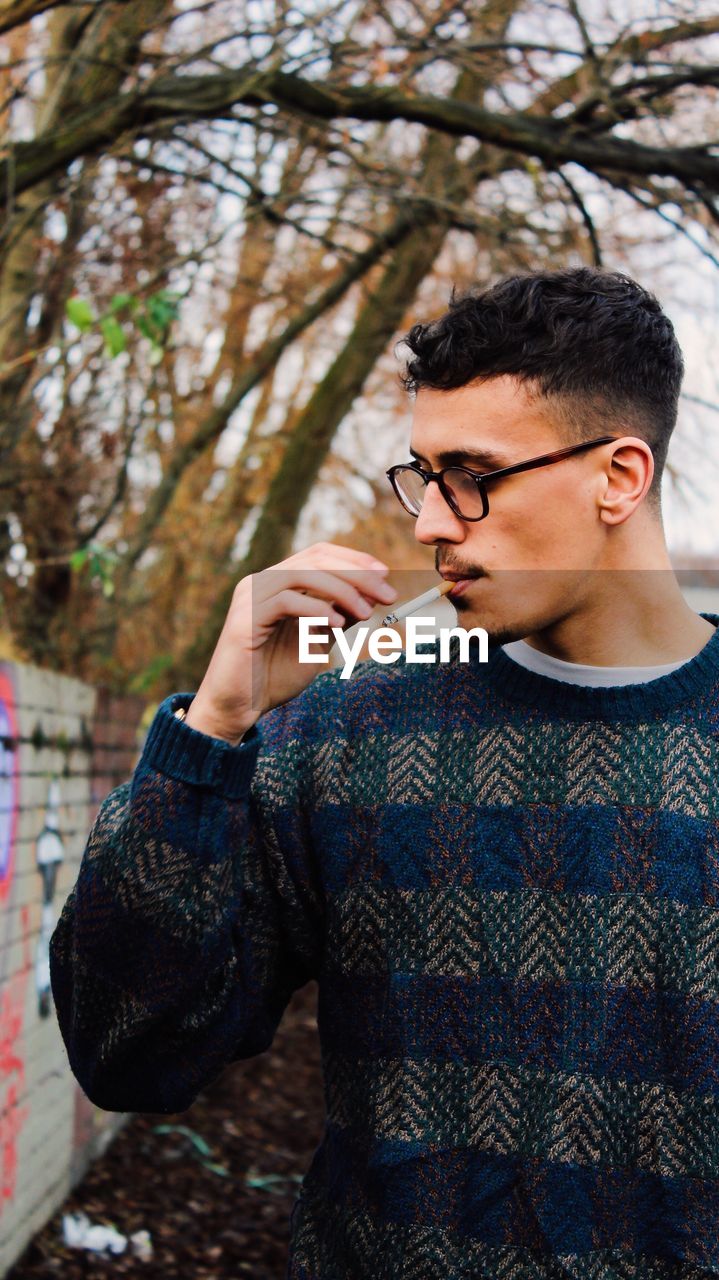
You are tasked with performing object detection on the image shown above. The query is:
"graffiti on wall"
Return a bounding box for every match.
[0,667,148,1273]
[0,909,31,1219]
[0,668,19,905]
[0,667,30,1218]
[35,779,65,1019]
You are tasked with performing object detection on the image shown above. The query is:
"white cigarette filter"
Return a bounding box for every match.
[382,579,455,625]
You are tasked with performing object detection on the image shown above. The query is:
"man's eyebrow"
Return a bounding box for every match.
[409,444,511,470]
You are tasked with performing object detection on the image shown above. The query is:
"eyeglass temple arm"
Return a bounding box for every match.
[478,436,619,485]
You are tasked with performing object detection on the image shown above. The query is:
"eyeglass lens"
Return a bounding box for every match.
[394,466,486,519]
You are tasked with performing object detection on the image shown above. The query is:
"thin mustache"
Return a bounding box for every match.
[437,562,485,578]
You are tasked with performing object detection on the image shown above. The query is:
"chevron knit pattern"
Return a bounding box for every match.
[50,614,719,1278]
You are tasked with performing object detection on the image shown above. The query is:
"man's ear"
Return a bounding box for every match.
[597,438,654,525]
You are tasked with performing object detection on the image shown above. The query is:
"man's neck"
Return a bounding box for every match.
[521,576,716,667]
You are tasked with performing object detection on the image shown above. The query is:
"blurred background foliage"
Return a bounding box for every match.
[1,0,718,692]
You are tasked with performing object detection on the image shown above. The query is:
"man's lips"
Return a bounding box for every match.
[439,570,482,596]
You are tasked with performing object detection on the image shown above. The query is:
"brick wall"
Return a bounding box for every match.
[0,661,146,1277]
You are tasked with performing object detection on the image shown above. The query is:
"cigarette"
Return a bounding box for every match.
[382,579,455,625]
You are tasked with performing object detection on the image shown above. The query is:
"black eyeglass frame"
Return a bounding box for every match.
[386,435,621,521]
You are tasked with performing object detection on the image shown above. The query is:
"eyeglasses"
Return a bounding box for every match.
[386,435,620,522]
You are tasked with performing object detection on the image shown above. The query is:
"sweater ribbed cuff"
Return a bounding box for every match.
[140,693,262,800]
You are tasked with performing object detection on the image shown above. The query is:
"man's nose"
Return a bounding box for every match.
[413,479,466,545]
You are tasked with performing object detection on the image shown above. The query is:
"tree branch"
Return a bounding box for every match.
[3,61,719,214]
[0,0,70,36]
[528,14,719,116]
[557,169,603,265]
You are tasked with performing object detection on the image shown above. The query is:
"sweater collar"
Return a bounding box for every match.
[480,611,719,719]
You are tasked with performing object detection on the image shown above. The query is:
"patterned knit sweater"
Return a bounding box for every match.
[50,614,719,1279]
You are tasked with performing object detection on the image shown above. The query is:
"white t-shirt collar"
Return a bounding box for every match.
[501,638,689,687]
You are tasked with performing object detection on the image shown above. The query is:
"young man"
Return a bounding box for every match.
[50,268,719,1277]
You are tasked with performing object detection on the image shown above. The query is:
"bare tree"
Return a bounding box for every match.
[1,0,717,687]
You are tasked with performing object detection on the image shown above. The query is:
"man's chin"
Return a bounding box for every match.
[451,595,528,647]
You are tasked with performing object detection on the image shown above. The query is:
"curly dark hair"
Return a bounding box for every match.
[400,267,684,510]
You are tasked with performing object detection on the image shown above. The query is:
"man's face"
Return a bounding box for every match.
[408,375,610,643]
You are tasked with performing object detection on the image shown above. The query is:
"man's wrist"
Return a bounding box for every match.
[180,699,254,747]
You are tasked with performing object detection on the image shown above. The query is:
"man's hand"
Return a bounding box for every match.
[184,542,398,744]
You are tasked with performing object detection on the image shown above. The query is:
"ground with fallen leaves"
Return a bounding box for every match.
[7,983,324,1280]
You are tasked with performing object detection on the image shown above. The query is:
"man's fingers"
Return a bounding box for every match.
[256,590,346,629]
[252,568,396,616]
[281,542,388,571]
